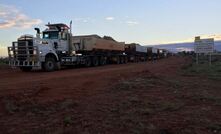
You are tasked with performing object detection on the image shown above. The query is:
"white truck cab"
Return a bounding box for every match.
[8,23,72,71]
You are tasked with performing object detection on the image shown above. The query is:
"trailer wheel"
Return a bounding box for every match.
[123,57,127,64]
[92,57,99,66]
[120,57,125,64]
[116,56,120,64]
[125,57,128,64]
[85,57,92,67]
[20,67,32,72]
[135,56,139,63]
[100,57,107,65]
[43,57,56,72]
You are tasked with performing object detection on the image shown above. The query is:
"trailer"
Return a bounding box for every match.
[62,35,127,66]
[125,43,148,62]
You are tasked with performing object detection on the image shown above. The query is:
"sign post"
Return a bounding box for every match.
[194,36,214,65]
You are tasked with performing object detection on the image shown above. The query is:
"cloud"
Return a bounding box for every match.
[126,21,139,26]
[0,4,42,29]
[105,17,115,21]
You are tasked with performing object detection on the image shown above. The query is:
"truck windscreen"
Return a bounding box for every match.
[43,32,58,39]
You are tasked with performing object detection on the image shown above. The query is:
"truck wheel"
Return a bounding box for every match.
[92,57,99,66]
[43,57,56,72]
[136,57,139,63]
[20,67,32,72]
[100,57,107,65]
[124,57,128,64]
[116,56,120,64]
[85,57,92,67]
[122,57,127,64]
[120,57,125,64]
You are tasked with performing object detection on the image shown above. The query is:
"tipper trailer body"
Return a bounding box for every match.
[64,35,127,66]
[72,35,125,52]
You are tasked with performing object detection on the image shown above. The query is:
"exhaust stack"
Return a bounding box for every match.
[34,28,40,38]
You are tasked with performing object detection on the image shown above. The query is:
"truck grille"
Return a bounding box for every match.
[8,36,40,67]
[17,39,33,61]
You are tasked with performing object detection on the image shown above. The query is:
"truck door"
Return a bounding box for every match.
[58,32,69,52]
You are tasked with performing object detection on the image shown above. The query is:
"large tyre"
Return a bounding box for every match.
[122,57,127,64]
[92,57,99,66]
[85,57,92,67]
[135,56,139,63]
[125,57,128,64]
[120,57,125,64]
[43,57,56,72]
[20,67,32,72]
[100,57,107,66]
[116,56,120,64]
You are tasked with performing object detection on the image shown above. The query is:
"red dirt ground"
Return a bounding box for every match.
[0,57,220,134]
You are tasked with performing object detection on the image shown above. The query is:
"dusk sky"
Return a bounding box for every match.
[0,0,221,56]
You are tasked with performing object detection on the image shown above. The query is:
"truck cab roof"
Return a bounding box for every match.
[45,23,70,31]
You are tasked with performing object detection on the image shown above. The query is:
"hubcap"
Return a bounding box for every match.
[47,61,54,69]
[86,59,91,66]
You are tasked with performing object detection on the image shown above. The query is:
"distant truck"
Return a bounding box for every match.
[8,23,127,72]
[125,43,148,62]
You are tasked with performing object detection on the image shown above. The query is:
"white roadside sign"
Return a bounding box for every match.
[194,38,214,54]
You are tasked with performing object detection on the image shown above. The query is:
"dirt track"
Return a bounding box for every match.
[0,57,183,100]
[0,57,221,134]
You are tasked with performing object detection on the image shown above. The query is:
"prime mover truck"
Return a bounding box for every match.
[8,23,127,72]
